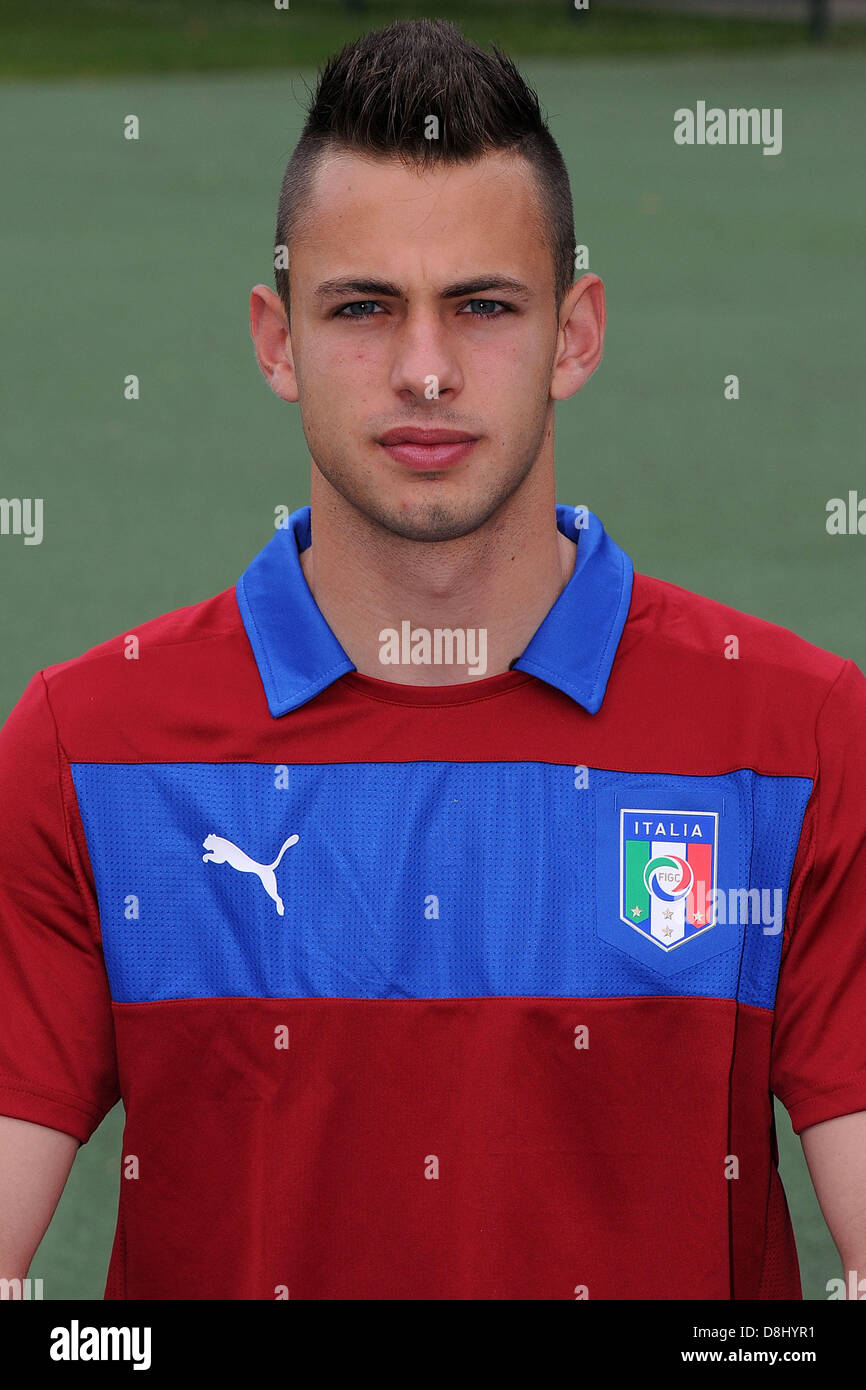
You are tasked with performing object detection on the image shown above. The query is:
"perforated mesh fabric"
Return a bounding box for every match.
[70,760,811,1006]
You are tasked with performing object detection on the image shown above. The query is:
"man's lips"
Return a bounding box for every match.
[377,427,480,470]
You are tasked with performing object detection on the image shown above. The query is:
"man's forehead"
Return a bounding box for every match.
[292,148,549,286]
[299,148,544,239]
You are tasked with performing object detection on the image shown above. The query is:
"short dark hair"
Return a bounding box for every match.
[274,18,576,315]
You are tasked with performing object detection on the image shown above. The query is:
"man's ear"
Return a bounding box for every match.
[549,273,606,401]
[249,284,299,403]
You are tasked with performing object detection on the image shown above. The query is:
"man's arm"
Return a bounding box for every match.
[0,1116,79,1277]
[0,672,120,1277]
[801,1111,866,1280]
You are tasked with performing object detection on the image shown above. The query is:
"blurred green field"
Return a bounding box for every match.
[1,0,864,78]
[1,43,864,1299]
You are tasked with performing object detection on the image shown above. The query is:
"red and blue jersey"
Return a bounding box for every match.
[1,503,865,1299]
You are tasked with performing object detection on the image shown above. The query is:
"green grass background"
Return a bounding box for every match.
[1,8,864,1300]
[2,0,864,77]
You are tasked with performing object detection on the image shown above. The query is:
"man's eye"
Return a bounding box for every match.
[461,299,507,317]
[336,301,381,319]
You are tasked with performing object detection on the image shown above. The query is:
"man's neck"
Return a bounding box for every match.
[298,474,576,685]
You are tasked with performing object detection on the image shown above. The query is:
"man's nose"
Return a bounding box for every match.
[388,314,464,401]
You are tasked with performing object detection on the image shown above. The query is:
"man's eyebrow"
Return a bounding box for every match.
[314,278,403,300]
[440,276,532,300]
[313,275,532,301]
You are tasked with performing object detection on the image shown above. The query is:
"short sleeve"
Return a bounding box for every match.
[0,672,119,1143]
[771,659,866,1133]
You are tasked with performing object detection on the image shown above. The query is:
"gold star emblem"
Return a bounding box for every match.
[663,909,673,920]
[662,926,674,939]
[631,905,643,919]
[695,911,703,923]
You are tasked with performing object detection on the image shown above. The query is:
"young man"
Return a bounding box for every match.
[1,19,864,1301]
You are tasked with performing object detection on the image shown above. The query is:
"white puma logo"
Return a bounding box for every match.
[202,832,299,916]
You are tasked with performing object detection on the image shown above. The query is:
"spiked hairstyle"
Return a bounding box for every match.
[274,19,577,315]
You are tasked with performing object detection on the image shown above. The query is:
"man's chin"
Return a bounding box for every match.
[311,451,536,544]
[373,499,501,544]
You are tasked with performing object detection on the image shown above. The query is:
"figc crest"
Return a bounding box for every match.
[619,809,718,952]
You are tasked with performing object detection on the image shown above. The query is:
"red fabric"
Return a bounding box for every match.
[0,570,865,1299]
[0,673,118,1142]
[104,996,781,1300]
[769,659,866,1132]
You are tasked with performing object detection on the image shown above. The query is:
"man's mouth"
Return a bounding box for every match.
[377,427,480,470]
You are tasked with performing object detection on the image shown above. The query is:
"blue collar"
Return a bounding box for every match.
[236,504,633,717]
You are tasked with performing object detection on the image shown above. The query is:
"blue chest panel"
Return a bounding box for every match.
[70,761,812,1006]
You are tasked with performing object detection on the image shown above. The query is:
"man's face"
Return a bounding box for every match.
[285,150,564,542]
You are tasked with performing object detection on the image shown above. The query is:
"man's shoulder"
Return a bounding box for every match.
[35,586,249,735]
[624,570,866,765]
[630,569,849,692]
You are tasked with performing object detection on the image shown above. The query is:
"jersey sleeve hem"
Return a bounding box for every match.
[778,1076,866,1135]
[0,1081,109,1144]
